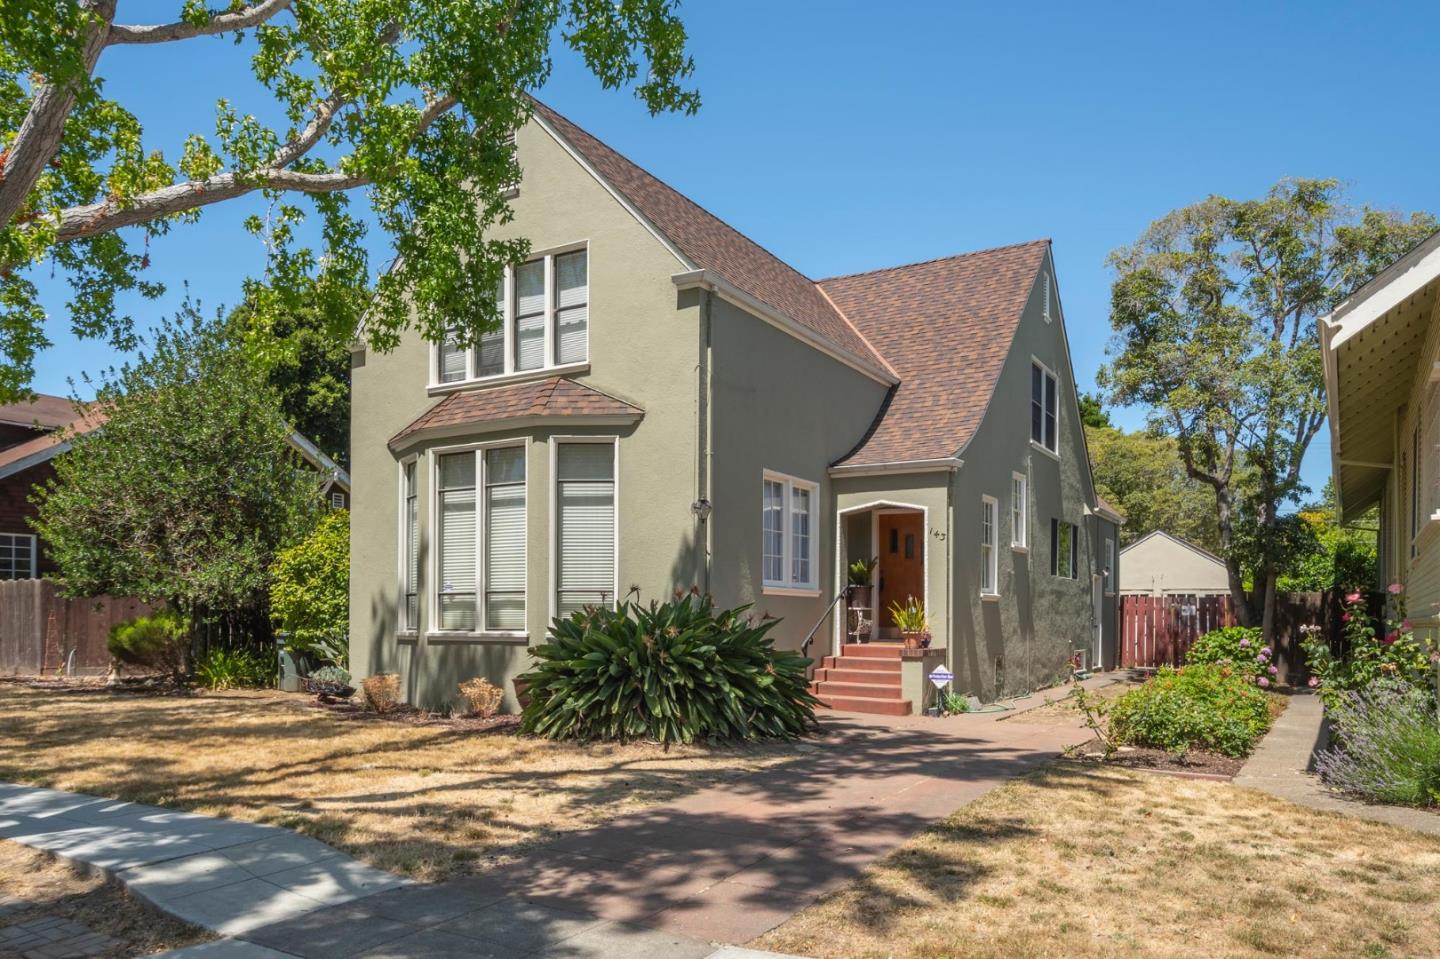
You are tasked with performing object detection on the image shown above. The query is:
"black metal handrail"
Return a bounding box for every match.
[799,590,849,660]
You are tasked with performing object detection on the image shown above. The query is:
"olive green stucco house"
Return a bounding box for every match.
[349,102,1121,715]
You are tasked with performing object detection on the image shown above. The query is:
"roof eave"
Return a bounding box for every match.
[673,269,899,388]
[0,439,70,480]
[828,456,962,478]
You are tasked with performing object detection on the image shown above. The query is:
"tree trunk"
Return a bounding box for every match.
[1260,570,1278,650]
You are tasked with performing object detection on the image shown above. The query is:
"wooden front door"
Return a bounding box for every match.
[878,512,924,629]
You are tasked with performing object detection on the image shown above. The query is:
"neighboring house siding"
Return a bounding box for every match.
[707,294,889,649]
[1116,533,1228,596]
[348,118,701,710]
[0,463,57,577]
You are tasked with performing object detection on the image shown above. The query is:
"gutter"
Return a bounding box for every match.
[828,457,962,479]
[672,269,899,388]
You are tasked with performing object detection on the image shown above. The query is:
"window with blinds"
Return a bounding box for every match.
[556,442,615,617]
[485,447,526,631]
[0,533,36,580]
[433,248,589,386]
[433,446,528,633]
[402,461,418,630]
[762,472,817,590]
[981,496,998,595]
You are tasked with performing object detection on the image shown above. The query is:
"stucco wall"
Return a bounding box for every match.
[1116,533,1228,595]
[349,116,701,710]
[707,295,890,649]
[947,255,1095,699]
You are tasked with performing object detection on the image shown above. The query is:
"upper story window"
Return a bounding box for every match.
[435,247,588,386]
[1104,536,1116,595]
[1031,360,1058,454]
[762,471,818,593]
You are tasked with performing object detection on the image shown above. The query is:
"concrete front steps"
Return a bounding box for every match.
[809,642,911,716]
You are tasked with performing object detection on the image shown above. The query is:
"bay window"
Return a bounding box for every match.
[433,247,588,386]
[434,446,527,633]
[762,472,818,592]
[555,441,616,616]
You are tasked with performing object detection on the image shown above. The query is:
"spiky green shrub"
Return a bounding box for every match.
[108,609,190,681]
[519,594,819,744]
[194,645,274,690]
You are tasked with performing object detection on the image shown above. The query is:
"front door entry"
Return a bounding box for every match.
[878,512,924,629]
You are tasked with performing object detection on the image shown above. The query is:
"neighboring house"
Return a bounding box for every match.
[349,101,1113,714]
[1118,530,1228,597]
[0,393,351,579]
[1322,228,1440,629]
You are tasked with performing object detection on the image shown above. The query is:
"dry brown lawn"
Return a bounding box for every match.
[0,839,210,957]
[756,763,1440,959]
[0,685,801,882]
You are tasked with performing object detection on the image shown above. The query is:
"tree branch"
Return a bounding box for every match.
[106,0,291,44]
[0,0,115,230]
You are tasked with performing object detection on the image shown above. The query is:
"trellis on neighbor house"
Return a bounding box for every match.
[1120,593,1237,669]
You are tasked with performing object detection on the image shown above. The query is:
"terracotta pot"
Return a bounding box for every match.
[848,585,873,609]
[512,677,532,710]
[902,631,924,650]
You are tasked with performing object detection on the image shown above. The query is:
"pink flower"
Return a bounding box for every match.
[1239,638,1251,648]
[1342,612,1352,623]
[1402,620,1414,632]
[1346,591,1362,604]
[1382,633,1398,646]
[1268,665,1278,675]
[1307,676,1320,688]
[1260,646,1272,658]
[1258,676,1270,688]
[1388,582,1404,594]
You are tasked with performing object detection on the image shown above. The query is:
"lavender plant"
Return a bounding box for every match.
[1315,679,1440,807]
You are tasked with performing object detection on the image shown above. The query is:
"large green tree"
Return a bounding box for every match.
[32,302,320,619]
[1101,178,1435,642]
[0,0,698,401]
[1086,424,1220,552]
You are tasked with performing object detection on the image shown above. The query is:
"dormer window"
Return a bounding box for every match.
[433,246,588,387]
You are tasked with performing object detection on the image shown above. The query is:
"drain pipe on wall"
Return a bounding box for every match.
[692,288,715,595]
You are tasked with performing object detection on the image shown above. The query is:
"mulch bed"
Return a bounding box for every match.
[1064,736,1245,779]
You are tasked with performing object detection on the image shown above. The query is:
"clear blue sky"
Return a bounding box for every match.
[29,0,1440,502]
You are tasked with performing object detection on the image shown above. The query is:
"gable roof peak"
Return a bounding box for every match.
[816,238,1052,284]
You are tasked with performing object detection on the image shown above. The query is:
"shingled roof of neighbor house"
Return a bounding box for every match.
[391,376,642,448]
[0,393,78,432]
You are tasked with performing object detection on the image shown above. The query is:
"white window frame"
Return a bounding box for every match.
[980,495,999,598]
[397,456,420,634]
[0,532,37,580]
[1010,471,1028,550]
[429,241,590,391]
[549,436,620,621]
[1030,358,1059,458]
[427,440,529,638]
[1104,536,1116,596]
[761,470,820,596]
[1052,518,1077,580]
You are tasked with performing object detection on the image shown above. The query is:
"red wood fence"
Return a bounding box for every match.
[1120,593,1238,668]
[0,579,160,677]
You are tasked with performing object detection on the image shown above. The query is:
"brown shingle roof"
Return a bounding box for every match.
[0,392,82,431]
[819,241,1050,467]
[390,377,642,448]
[530,101,892,377]
[0,406,107,477]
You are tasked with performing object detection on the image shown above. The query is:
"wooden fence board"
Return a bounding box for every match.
[0,580,159,676]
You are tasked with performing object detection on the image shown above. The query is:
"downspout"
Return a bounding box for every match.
[695,289,714,594]
[946,463,956,681]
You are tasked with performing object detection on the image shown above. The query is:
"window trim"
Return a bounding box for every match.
[1030,357,1060,458]
[0,531,37,580]
[980,494,999,598]
[427,439,529,639]
[548,435,620,621]
[761,469,820,595]
[1010,471,1028,550]
[397,455,420,635]
[428,240,589,389]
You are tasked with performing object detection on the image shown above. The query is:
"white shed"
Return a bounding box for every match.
[1118,530,1228,596]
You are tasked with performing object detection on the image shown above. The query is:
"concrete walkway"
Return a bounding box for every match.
[0,783,407,937]
[234,709,1088,957]
[1235,690,1440,836]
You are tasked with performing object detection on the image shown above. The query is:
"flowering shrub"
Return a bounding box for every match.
[1301,584,1431,709]
[1315,679,1440,806]
[1185,626,1269,682]
[1108,664,1274,757]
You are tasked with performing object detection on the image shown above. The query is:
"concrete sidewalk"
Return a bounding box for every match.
[1235,689,1440,836]
[0,783,406,937]
[236,710,1088,957]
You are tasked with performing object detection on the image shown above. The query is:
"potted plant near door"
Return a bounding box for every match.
[889,596,931,650]
[847,557,878,608]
